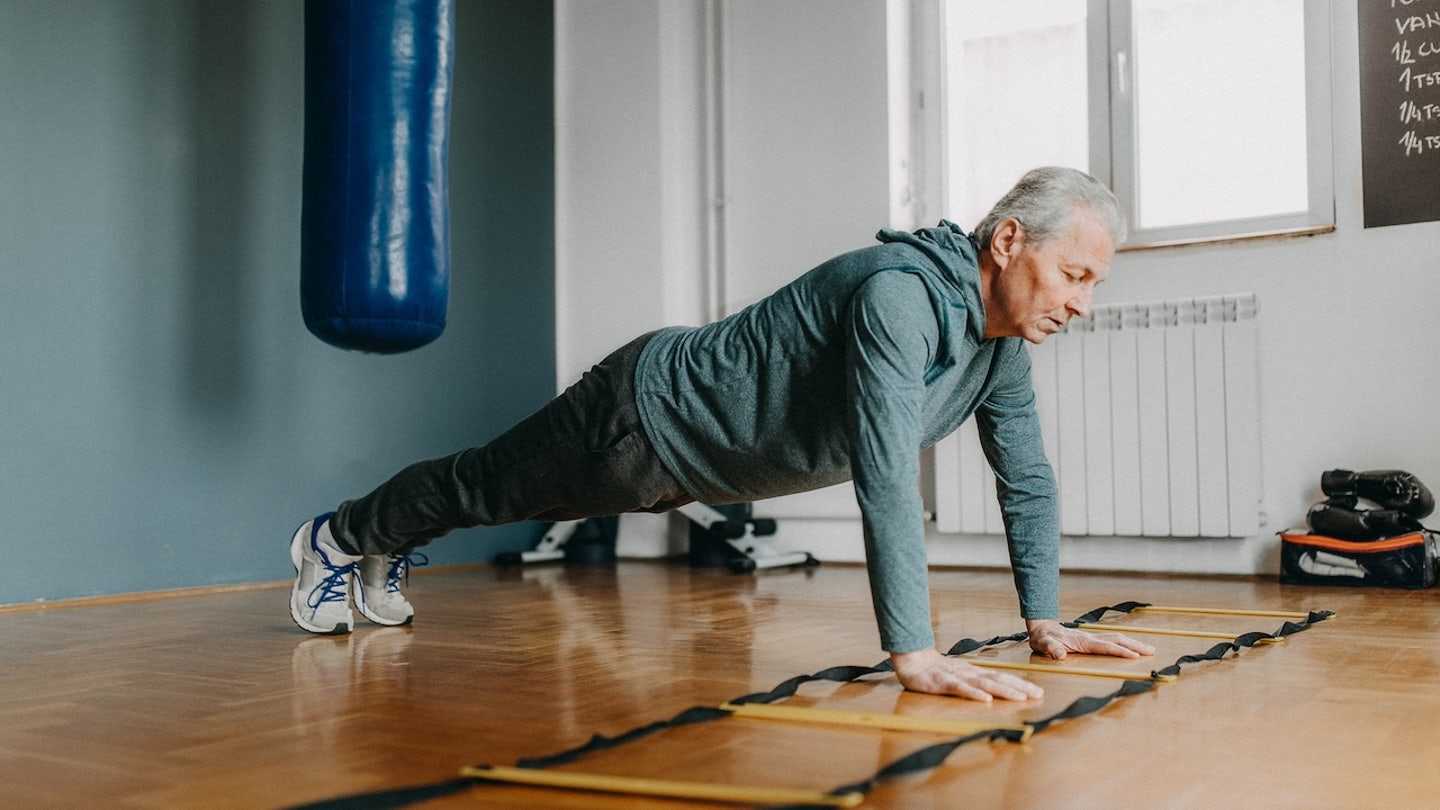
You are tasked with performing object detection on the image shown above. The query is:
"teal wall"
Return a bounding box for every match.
[0,0,555,602]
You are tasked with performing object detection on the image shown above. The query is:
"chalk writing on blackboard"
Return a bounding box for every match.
[1360,0,1440,227]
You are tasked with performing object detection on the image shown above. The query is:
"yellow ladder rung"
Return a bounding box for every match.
[1075,623,1283,644]
[968,659,1176,683]
[460,764,865,808]
[720,701,1033,740]
[1132,604,1323,620]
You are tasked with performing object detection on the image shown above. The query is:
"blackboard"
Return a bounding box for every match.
[1359,0,1440,227]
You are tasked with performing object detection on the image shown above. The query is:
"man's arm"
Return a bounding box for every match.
[841,273,1148,700]
[973,343,1062,621]
[976,344,1155,661]
[842,271,939,655]
[844,273,1052,701]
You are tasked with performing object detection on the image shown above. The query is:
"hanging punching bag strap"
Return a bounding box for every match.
[301,0,455,354]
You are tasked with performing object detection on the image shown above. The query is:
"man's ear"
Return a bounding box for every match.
[989,218,1024,269]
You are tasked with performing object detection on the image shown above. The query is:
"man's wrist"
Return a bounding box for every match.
[889,646,940,669]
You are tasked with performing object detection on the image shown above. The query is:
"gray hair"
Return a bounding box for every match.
[972,167,1127,251]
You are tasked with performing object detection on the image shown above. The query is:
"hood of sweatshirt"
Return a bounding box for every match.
[873,220,988,363]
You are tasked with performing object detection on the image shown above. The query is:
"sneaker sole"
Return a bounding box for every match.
[354,583,415,627]
[289,521,354,635]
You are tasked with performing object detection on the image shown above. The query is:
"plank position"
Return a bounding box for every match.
[289,166,1156,701]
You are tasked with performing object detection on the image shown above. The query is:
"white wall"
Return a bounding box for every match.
[554,0,715,553]
[555,0,1440,576]
[554,1,708,386]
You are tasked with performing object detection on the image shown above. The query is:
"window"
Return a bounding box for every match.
[915,0,1333,248]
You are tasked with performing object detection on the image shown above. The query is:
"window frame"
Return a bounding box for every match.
[908,0,1335,250]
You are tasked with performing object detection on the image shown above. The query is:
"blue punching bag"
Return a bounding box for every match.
[301,0,455,353]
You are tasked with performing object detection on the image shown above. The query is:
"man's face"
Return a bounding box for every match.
[986,209,1114,344]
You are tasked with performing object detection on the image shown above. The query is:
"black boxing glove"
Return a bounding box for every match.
[1308,500,1424,542]
[1320,469,1435,519]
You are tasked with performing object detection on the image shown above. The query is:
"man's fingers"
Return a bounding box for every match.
[1081,631,1155,658]
[948,680,995,702]
[1034,636,1068,660]
[1082,635,1141,658]
[985,671,1045,700]
[1115,633,1156,656]
[960,667,1043,701]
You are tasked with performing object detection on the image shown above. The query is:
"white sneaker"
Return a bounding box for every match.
[355,552,425,626]
[289,514,362,635]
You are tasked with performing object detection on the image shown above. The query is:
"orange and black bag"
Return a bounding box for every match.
[1280,530,1437,589]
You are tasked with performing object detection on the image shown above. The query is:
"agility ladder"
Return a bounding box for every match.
[289,601,1333,809]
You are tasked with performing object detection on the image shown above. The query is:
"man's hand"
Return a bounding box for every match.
[1025,618,1156,660]
[890,647,1044,702]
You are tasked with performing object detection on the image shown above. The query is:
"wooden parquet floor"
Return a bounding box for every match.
[1,560,1436,809]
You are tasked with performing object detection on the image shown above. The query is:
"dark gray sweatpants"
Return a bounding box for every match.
[330,332,694,557]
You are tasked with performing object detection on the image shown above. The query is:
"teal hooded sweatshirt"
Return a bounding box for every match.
[633,222,1060,653]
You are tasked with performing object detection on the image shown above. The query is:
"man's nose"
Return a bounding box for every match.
[1067,286,1094,318]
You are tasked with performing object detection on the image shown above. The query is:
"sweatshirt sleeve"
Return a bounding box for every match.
[843,271,944,653]
[973,343,1061,620]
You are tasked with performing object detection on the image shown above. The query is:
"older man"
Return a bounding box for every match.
[289,166,1154,701]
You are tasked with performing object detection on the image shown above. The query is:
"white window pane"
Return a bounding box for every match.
[944,0,1088,230]
[1132,0,1309,229]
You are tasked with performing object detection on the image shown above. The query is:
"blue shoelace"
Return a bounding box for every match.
[385,551,429,594]
[308,538,357,611]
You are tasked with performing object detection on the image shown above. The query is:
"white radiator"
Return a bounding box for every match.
[934,294,1262,539]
